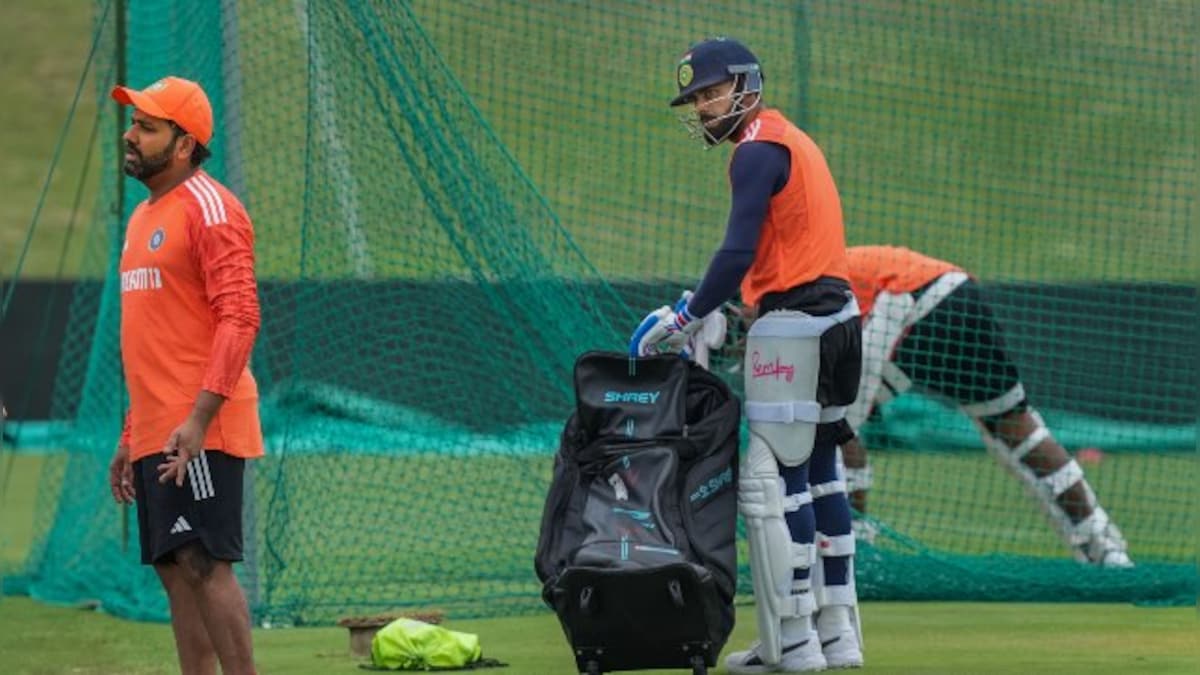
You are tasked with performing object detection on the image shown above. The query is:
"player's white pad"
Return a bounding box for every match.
[978,406,1105,561]
[847,272,969,430]
[847,291,913,430]
[809,477,864,648]
[742,304,859,466]
[1071,506,1133,567]
[738,436,817,666]
[810,540,865,651]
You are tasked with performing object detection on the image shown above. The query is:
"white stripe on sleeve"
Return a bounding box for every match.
[184,178,218,225]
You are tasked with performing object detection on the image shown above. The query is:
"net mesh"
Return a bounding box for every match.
[4,0,1195,622]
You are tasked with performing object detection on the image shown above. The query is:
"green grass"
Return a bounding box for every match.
[3,445,1194,630]
[0,0,100,281]
[0,595,1195,674]
[3,1,1195,281]
[0,454,41,575]
[408,1,1197,282]
[3,441,1197,672]
[0,3,1195,668]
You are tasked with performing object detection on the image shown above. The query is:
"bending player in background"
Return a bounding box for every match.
[840,245,1131,567]
[729,245,1133,568]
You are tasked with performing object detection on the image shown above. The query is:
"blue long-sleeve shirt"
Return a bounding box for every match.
[686,140,790,318]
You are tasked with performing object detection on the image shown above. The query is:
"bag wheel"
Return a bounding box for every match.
[583,660,602,675]
[691,654,707,674]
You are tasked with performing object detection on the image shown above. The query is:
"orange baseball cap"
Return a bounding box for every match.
[111,76,213,146]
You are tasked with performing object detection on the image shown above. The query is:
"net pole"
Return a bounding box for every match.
[113,0,130,555]
[792,0,811,130]
[218,0,262,618]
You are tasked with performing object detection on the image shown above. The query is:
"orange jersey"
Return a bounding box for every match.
[119,171,264,461]
[844,246,963,317]
[734,109,849,307]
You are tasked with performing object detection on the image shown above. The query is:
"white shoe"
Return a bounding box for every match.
[1074,510,1134,568]
[725,635,827,673]
[819,626,863,669]
[1097,549,1133,568]
[816,607,863,670]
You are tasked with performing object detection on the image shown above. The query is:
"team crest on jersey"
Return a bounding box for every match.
[677,62,694,87]
[149,228,166,251]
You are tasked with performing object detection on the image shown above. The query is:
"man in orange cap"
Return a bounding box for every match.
[106,75,261,675]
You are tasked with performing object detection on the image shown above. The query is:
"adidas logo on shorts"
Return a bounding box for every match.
[169,516,192,535]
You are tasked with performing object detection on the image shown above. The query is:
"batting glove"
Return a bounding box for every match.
[629,296,701,357]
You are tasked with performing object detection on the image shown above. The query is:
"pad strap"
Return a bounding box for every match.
[782,491,813,512]
[961,383,1027,418]
[1041,459,1084,498]
[782,588,817,616]
[815,582,857,607]
[816,532,856,557]
[910,272,969,323]
[1008,425,1051,461]
[809,479,846,499]
[843,464,872,492]
[792,542,817,570]
[745,401,847,424]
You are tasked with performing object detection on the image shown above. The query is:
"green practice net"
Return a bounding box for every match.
[3,0,1195,623]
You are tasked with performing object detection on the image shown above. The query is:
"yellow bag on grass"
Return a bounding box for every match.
[369,617,503,671]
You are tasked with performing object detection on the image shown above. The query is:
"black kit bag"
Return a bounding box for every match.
[535,352,740,674]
